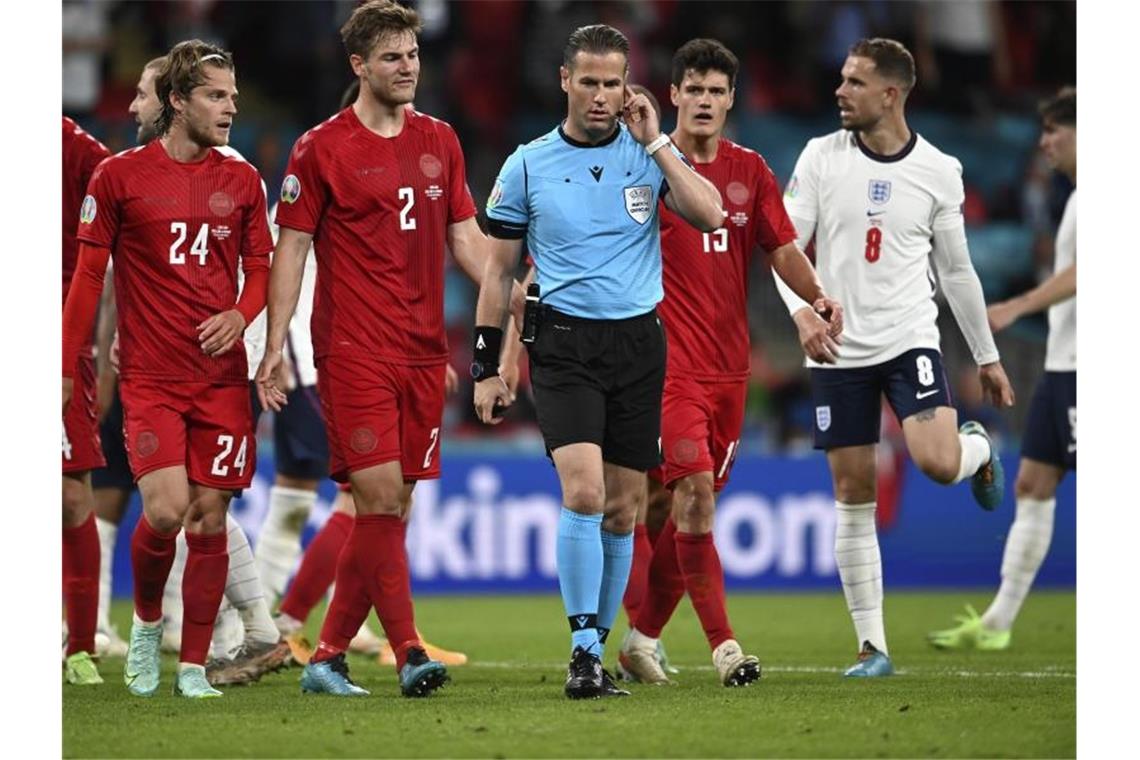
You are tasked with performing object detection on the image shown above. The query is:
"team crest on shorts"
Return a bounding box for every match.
[624,184,652,224]
[868,179,891,205]
[135,431,159,458]
[280,174,301,204]
[79,195,97,224]
[815,405,832,432]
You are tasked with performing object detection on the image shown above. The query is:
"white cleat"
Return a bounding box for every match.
[712,639,762,687]
[617,629,672,685]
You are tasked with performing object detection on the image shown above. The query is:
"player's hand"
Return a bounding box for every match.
[445,364,460,397]
[255,349,290,412]
[987,301,1020,335]
[978,361,1015,408]
[812,296,844,338]
[474,376,514,425]
[622,85,661,146]
[109,331,120,373]
[500,352,521,397]
[198,309,246,357]
[62,377,73,416]
[792,306,840,365]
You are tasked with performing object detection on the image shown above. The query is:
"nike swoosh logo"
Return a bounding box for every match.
[866,210,885,217]
[916,389,939,399]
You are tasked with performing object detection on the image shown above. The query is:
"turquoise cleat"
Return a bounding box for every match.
[399,646,449,698]
[300,654,370,696]
[174,666,223,699]
[961,421,1004,511]
[843,641,894,678]
[124,621,163,697]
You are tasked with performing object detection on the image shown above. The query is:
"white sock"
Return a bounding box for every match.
[210,603,243,659]
[223,514,280,645]
[255,486,316,601]
[628,627,658,649]
[834,501,887,654]
[95,517,118,631]
[982,497,1056,631]
[163,532,189,634]
[954,432,992,483]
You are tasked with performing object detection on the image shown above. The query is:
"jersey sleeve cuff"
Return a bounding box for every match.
[276,219,317,235]
[486,217,527,240]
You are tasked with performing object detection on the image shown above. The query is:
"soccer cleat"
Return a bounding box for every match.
[124,621,163,697]
[399,646,449,698]
[927,605,1012,651]
[95,624,130,658]
[379,630,469,666]
[174,666,223,699]
[349,622,384,656]
[712,639,762,687]
[564,646,604,700]
[206,639,293,685]
[843,640,895,677]
[283,631,314,666]
[300,653,370,696]
[617,631,672,685]
[599,668,630,697]
[65,651,104,685]
[961,421,1004,511]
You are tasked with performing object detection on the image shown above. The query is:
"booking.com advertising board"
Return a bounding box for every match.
[109,452,1076,597]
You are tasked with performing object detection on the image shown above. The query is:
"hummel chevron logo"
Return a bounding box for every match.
[916,389,939,399]
[576,615,590,627]
[589,166,604,182]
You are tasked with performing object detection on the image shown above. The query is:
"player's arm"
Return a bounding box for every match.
[472,236,523,425]
[94,268,117,421]
[622,86,723,231]
[62,243,111,412]
[772,216,842,364]
[930,223,1014,407]
[987,263,1076,333]
[255,226,311,411]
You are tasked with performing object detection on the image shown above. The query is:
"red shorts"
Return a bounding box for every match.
[119,377,255,489]
[316,355,446,483]
[660,375,747,491]
[63,353,105,474]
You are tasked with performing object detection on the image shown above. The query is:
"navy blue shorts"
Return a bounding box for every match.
[810,348,952,450]
[91,383,136,491]
[272,384,330,481]
[1021,371,1076,471]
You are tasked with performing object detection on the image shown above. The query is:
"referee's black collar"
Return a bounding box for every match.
[558,122,620,148]
[854,129,917,163]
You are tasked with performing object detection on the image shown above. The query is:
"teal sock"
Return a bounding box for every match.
[556,508,603,655]
[596,529,634,661]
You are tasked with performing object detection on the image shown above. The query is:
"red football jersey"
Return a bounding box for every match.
[62,116,110,308]
[77,141,273,384]
[658,139,796,379]
[275,106,477,365]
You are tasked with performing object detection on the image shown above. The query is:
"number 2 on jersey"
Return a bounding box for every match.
[864,226,882,263]
[170,222,210,266]
[398,187,417,231]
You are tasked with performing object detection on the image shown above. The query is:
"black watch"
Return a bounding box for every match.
[470,361,499,382]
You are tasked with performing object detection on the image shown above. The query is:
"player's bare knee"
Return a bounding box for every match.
[563,481,605,512]
[61,476,94,526]
[673,475,715,534]
[1015,471,1054,501]
[916,452,958,485]
[602,507,635,534]
[832,474,875,505]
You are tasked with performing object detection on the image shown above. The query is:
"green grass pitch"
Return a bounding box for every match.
[63,591,1074,758]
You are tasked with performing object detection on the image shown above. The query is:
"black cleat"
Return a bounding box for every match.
[399,646,450,698]
[600,668,631,697]
[564,646,603,700]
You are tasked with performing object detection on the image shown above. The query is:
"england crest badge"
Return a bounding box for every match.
[816,405,832,432]
[868,179,891,205]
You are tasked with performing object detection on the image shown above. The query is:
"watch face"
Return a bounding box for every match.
[470,361,484,380]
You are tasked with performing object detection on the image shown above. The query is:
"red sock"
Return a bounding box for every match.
[279,511,353,623]
[180,531,229,665]
[622,524,652,623]
[62,513,100,656]
[676,531,733,650]
[130,516,178,623]
[647,521,664,549]
[311,533,374,664]
[634,518,686,638]
[351,514,420,670]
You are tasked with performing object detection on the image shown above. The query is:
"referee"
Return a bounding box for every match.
[472,24,724,700]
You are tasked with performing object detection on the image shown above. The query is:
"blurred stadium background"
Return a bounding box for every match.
[63,0,1076,596]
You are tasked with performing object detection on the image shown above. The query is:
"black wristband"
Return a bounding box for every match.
[473,326,503,365]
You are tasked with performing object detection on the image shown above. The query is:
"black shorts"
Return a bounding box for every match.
[529,308,666,471]
[810,348,952,450]
[91,381,135,491]
[273,384,330,481]
[1021,370,1076,471]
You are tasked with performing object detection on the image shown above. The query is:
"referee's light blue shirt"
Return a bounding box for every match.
[486,123,682,320]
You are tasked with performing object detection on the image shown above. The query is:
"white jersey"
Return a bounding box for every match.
[1045,190,1076,371]
[781,129,977,368]
[244,202,318,386]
